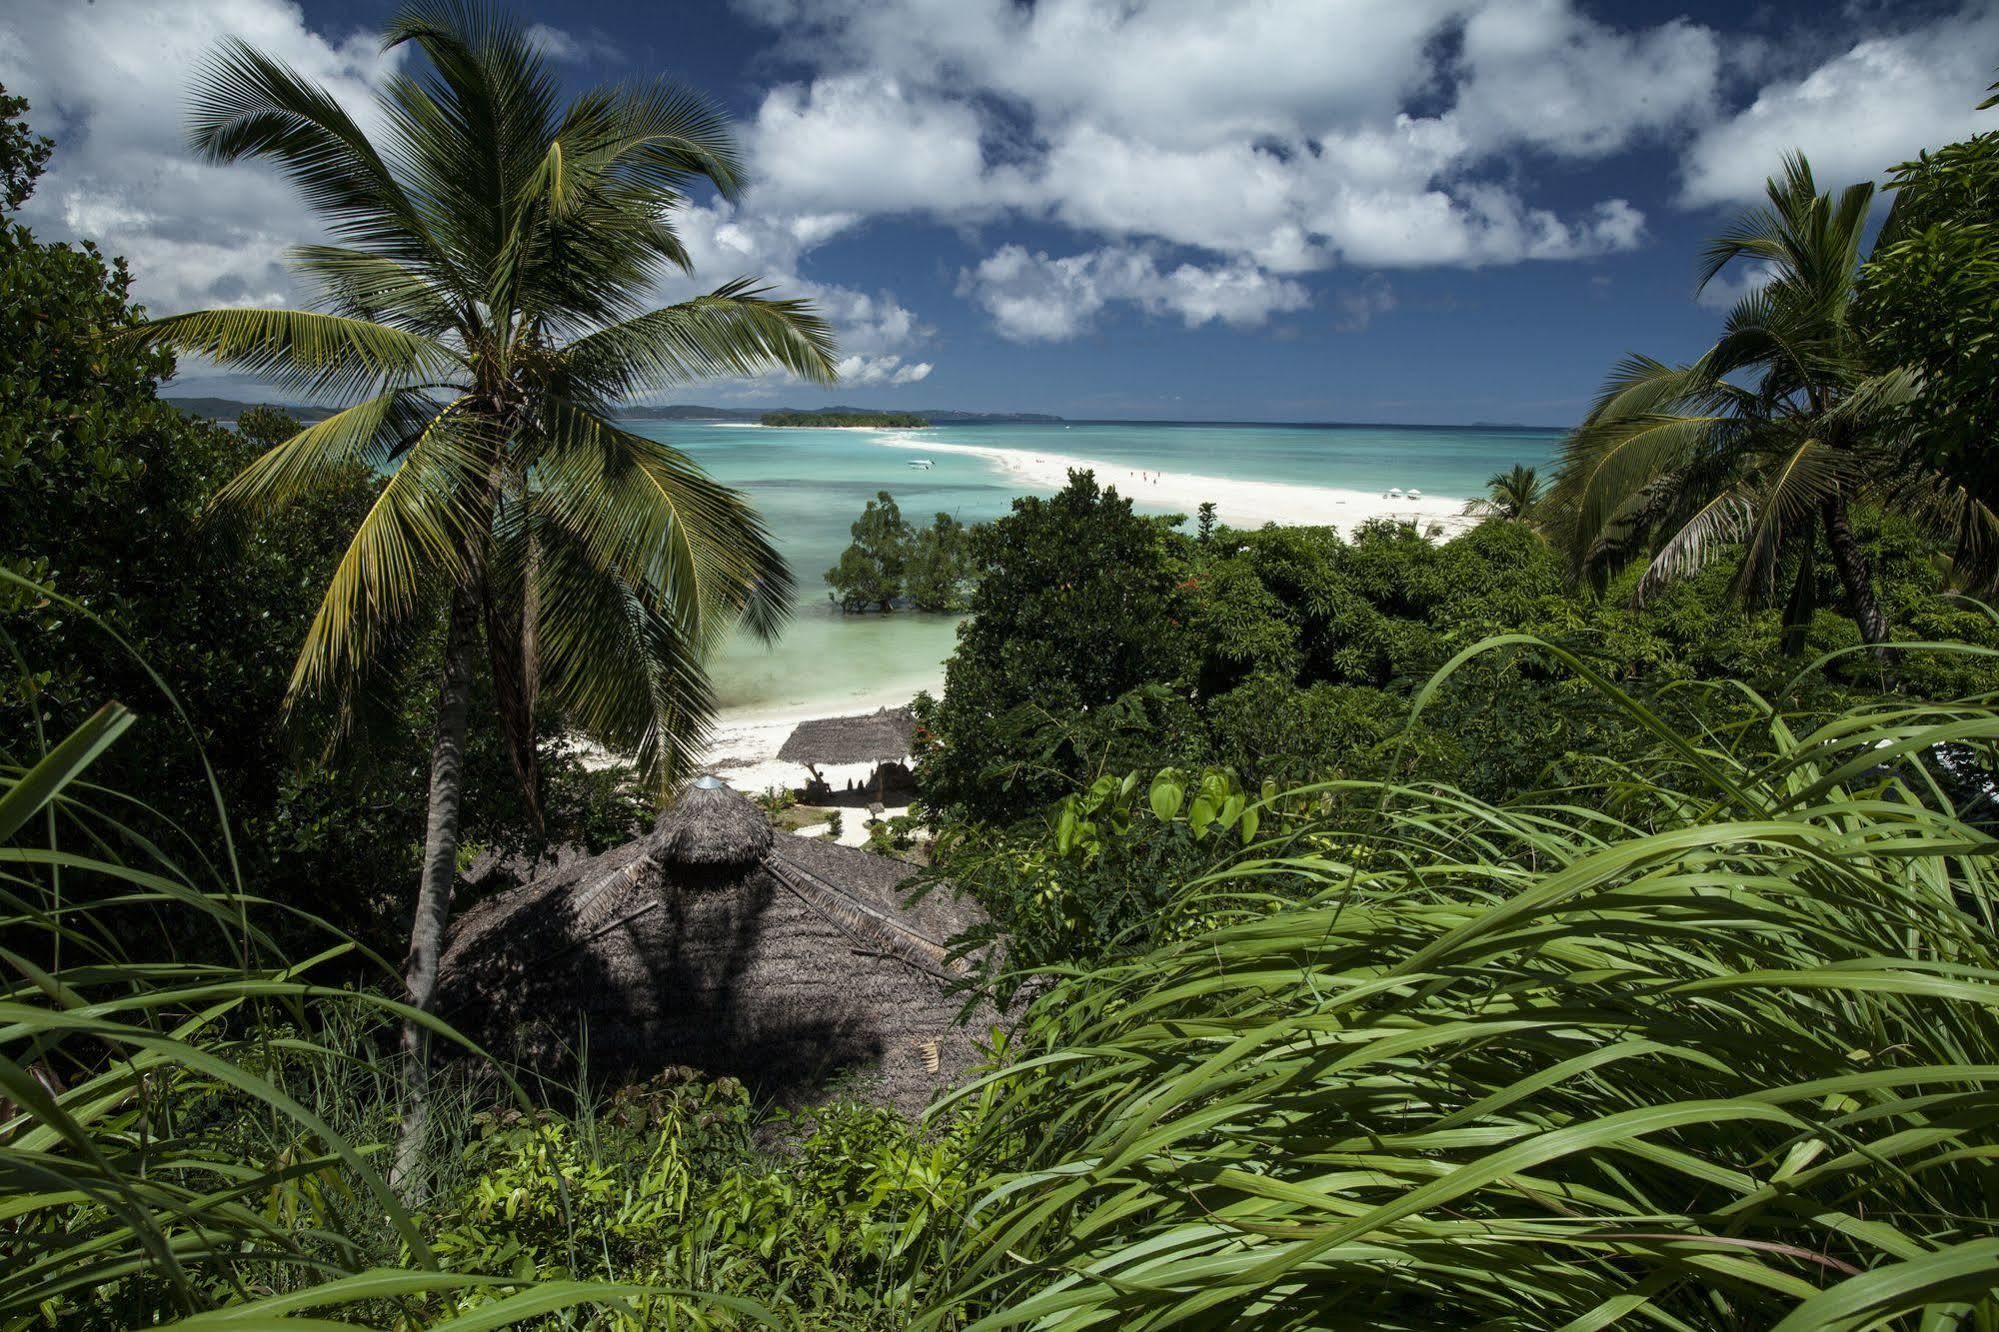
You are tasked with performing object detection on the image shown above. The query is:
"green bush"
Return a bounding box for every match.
[923,637,1999,1328]
[0,88,650,967]
[921,471,1194,820]
[920,482,1999,835]
[429,1069,987,1328]
[0,591,665,1328]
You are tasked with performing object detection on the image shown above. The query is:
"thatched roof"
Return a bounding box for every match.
[435,783,992,1113]
[656,774,771,867]
[776,706,916,767]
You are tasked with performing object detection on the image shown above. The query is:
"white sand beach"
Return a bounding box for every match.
[876,434,1472,536]
[684,425,1481,836]
[700,688,926,794]
[690,691,931,846]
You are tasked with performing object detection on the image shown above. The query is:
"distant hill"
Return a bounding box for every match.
[917,408,1063,423]
[167,397,338,422]
[618,404,762,420]
[761,409,929,428]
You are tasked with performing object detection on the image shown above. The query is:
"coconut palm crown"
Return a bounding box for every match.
[1463,463,1544,522]
[1546,154,1995,652]
[127,0,839,1189]
[135,2,836,785]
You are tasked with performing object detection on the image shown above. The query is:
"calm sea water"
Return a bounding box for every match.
[627,420,1562,716]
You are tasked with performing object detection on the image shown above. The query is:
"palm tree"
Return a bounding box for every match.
[130,2,838,1185]
[1547,154,1992,660]
[1462,464,1543,521]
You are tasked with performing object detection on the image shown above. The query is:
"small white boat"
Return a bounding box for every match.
[905,458,934,469]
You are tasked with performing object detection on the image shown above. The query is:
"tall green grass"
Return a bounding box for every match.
[922,635,1999,1329]
[0,574,745,1327]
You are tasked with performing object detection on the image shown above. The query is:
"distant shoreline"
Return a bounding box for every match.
[164,396,1569,434]
[873,434,1473,535]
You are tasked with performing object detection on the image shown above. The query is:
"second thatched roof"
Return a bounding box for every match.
[777,706,917,768]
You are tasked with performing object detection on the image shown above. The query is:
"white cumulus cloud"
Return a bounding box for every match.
[1680,6,1999,206]
[837,354,933,385]
[0,0,400,312]
[957,245,1310,342]
[1450,0,1721,159]
[727,0,1692,339]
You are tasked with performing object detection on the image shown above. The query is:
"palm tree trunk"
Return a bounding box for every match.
[1820,494,1892,667]
[391,583,479,1198]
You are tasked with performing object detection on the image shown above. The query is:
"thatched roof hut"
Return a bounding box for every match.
[435,778,990,1113]
[776,707,917,768]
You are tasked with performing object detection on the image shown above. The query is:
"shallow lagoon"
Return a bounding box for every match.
[639,420,1561,717]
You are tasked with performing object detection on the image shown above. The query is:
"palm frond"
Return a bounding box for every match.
[483,480,543,822]
[1549,405,1728,576]
[290,245,463,335]
[530,515,715,787]
[1885,471,1999,595]
[128,308,461,402]
[289,405,491,701]
[1732,435,1847,603]
[565,279,840,396]
[209,389,445,517]
[1634,488,1755,602]
[188,37,443,272]
[536,403,792,645]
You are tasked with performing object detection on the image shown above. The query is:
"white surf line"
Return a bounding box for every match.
[875,435,1470,534]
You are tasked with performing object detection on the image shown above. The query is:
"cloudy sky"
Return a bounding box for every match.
[2,0,1993,423]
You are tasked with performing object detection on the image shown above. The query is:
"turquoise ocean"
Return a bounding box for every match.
[626,420,1563,717]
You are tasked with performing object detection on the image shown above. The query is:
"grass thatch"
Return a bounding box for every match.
[657,774,773,867]
[436,788,991,1110]
[777,707,917,767]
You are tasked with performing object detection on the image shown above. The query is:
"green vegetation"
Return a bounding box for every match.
[1857,130,1999,510]
[9,14,1999,1330]
[1463,462,1545,521]
[1551,155,1994,655]
[1,620,978,1327]
[762,410,929,427]
[0,85,647,974]
[119,6,837,1186]
[825,490,979,612]
[827,491,912,611]
[923,648,1999,1327]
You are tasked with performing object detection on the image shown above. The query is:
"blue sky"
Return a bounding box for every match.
[4,0,1994,424]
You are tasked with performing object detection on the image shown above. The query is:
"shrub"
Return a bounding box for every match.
[921,637,1999,1328]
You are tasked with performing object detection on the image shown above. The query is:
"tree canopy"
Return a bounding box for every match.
[762,409,928,427]
[1858,130,1999,510]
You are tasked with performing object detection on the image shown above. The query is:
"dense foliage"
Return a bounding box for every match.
[0,87,645,967]
[825,489,978,613]
[1,663,973,1329]
[762,410,928,427]
[906,510,978,612]
[918,471,1193,821]
[916,470,1999,977]
[1857,130,1999,509]
[10,19,1999,1330]
[1550,155,1977,654]
[827,490,913,611]
[925,646,1999,1328]
[121,5,840,1188]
